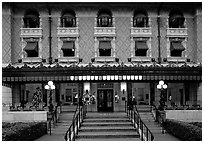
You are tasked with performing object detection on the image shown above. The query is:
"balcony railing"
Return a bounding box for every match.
[94,27,116,37]
[20,28,43,38]
[166,28,188,37]
[131,27,152,37]
[57,27,79,37]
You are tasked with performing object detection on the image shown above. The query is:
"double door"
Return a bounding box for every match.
[97,89,113,112]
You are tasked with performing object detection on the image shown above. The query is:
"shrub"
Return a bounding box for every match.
[189,122,202,128]
[165,119,202,141]
[2,122,47,141]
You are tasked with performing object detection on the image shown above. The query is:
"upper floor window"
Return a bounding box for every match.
[99,41,112,56]
[170,41,185,57]
[61,41,75,57]
[61,10,76,27]
[133,11,148,27]
[135,41,148,56]
[169,10,185,28]
[97,9,112,27]
[24,41,39,57]
[23,10,40,28]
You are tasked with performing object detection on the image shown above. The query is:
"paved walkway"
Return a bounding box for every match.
[35,112,74,141]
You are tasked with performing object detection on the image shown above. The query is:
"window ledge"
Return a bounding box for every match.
[166,57,187,63]
[58,57,80,63]
[22,57,42,63]
[93,56,119,63]
[129,57,152,63]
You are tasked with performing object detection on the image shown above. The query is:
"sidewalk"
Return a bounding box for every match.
[35,112,74,141]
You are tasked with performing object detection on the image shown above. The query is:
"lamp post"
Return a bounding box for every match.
[45,81,55,112]
[157,80,167,111]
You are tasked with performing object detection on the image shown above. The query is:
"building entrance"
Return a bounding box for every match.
[97,89,113,112]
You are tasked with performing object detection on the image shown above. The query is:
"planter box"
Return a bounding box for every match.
[2,111,48,122]
[165,110,202,122]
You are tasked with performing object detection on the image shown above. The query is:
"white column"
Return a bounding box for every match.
[130,37,134,57]
[58,17,61,27]
[148,38,152,57]
[39,16,42,28]
[76,37,79,57]
[94,37,98,57]
[39,38,42,58]
[148,16,151,27]
[112,37,116,57]
[183,38,187,58]
[58,38,61,58]
[167,38,170,57]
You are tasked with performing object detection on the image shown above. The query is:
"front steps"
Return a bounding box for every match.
[76,112,140,141]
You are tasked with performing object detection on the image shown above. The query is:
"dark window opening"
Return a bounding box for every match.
[171,50,183,57]
[133,11,148,27]
[24,10,40,28]
[135,49,147,56]
[170,41,185,57]
[169,11,185,28]
[97,9,112,27]
[99,49,111,56]
[99,41,112,56]
[61,41,75,57]
[63,49,75,57]
[61,10,76,27]
[24,42,39,57]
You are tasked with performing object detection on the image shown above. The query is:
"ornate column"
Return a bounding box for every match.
[112,37,116,57]
[75,37,79,57]
[130,37,134,57]
[58,38,61,58]
[94,37,98,57]
[39,38,42,58]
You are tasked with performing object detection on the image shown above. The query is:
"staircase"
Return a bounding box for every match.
[76,112,140,141]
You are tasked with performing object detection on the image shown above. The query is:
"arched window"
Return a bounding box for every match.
[97,9,112,27]
[23,10,40,28]
[133,11,148,27]
[169,10,185,28]
[61,10,76,27]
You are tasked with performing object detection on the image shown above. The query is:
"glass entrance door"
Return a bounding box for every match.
[97,89,113,112]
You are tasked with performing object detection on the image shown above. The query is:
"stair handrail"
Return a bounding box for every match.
[151,104,166,133]
[126,101,154,141]
[64,104,87,141]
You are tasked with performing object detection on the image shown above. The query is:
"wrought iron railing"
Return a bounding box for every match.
[47,106,59,135]
[64,104,87,141]
[151,104,166,133]
[125,101,154,141]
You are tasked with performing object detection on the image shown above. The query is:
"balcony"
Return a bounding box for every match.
[20,28,43,38]
[94,27,116,37]
[167,28,188,37]
[22,57,42,63]
[57,27,79,37]
[131,27,152,37]
[128,57,152,63]
[92,56,119,63]
[57,57,81,63]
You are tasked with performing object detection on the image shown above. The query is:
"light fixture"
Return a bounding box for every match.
[91,76,94,80]
[107,75,111,80]
[111,75,115,80]
[87,75,90,80]
[84,82,90,92]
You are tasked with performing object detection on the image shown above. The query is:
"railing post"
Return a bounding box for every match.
[141,122,143,141]
[73,121,75,141]
[146,127,148,141]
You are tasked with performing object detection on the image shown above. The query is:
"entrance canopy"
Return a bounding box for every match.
[2,62,202,83]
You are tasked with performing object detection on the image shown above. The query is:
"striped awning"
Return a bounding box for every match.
[135,41,148,50]
[61,41,74,50]
[99,41,112,49]
[171,42,185,51]
[24,42,38,52]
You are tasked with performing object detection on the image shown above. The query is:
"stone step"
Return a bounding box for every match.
[83,118,130,122]
[82,122,132,127]
[76,137,141,141]
[79,127,137,132]
[76,131,140,139]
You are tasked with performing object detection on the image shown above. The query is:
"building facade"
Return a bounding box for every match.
[2,2,202,112]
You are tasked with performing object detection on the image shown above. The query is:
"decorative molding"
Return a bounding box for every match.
[94,27,116,37]
[57,27,79,37]
[166,28,188,37]
[20,28,43,38]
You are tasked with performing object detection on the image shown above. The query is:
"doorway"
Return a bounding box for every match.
[97,89,113,112]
